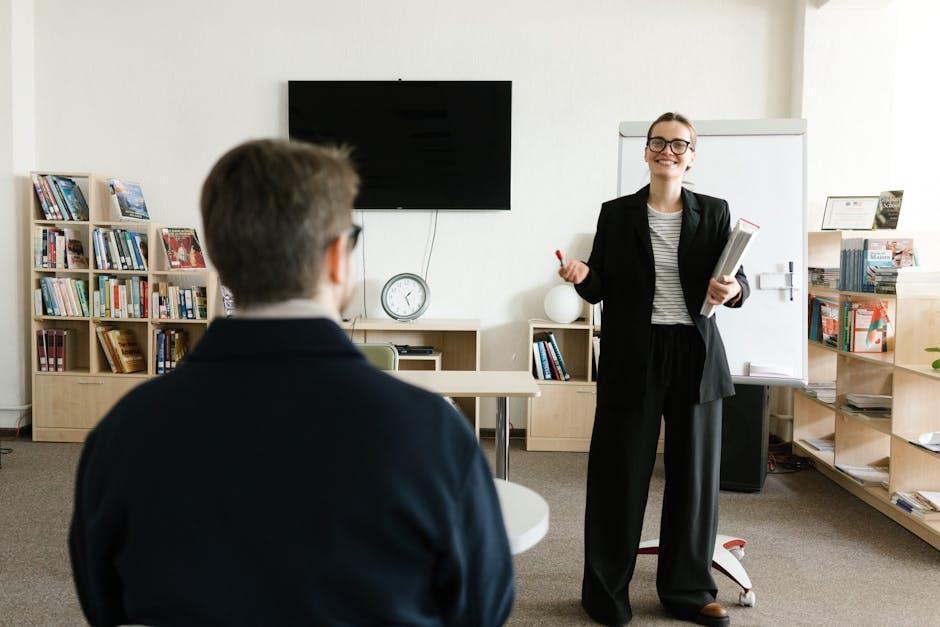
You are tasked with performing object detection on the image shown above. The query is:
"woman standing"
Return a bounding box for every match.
[559,112,748,627]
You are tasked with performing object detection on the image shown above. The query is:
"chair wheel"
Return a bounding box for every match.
[738,590,756,607]
[730,547,745,560]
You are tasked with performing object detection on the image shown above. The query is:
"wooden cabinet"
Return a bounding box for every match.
[33,373,147,442]
[527,383,597,451]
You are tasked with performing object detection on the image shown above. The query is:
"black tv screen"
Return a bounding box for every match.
[288,80,511,210]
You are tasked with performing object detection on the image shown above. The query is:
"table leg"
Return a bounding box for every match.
[496,396,509,480]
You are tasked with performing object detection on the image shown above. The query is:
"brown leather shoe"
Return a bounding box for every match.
[694,602,730,626]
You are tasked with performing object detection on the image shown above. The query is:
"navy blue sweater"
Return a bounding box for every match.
[69,318,514,626]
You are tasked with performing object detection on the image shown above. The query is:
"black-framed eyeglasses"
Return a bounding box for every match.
[647,137,694,155]
[345,224,362,250]
[328,223,362,251]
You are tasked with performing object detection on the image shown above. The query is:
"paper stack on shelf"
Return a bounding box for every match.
[700,218,759,318]
[809,266,840,289]
[844,394,892,410]
[916,431,940,453]
[805,381,836,403]
[804,434,835,452]
[892,491,940,521]
[835,460,889,486]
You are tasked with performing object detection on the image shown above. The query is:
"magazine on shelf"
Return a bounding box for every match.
[108,179,151,221]
[700,218,760,317]
[835,461,889,486]
[872,190,903,229]
[160,227,206,269]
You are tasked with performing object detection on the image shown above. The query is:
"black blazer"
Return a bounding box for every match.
[576,185,749,405]
[69,318,514,627]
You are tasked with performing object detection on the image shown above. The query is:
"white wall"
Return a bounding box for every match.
[0,0,34,429]
[27,0,799,427]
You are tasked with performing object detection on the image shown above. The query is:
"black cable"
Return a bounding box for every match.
[359,209,367,317]
[423,210,438,282]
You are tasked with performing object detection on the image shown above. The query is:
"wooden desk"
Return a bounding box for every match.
[392,370,540,480]
[494,479,549,555]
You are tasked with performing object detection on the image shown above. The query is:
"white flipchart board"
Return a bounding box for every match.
[618,119,807,386]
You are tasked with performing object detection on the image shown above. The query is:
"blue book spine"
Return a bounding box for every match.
[546,332,570,380]
[537,341,552,380]
[39,278,54,315]
[156,330,165,374]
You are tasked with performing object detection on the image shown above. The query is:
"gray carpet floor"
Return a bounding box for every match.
[1,435,939,626]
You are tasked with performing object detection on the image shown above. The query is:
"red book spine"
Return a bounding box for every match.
[543,340,561,380]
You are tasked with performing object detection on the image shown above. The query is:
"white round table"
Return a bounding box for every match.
[494,479,550,555]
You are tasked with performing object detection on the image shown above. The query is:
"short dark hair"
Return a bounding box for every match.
[200,139,359,308]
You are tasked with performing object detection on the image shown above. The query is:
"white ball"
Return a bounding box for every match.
[544,284,581,324]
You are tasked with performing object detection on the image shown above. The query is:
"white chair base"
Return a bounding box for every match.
[638,534,756,607]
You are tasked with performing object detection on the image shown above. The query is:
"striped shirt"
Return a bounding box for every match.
[647,204,693,325]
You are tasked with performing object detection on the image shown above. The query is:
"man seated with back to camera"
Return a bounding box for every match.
[69,138,515,626]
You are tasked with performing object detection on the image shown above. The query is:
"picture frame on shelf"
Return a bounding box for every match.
[821,196,879,230]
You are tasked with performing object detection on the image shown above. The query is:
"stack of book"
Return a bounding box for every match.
[31,174,90,221]
[805,380,836,403]
[808,295,839,346]
[35,277,90,317]
[835,459,890,486]
[808,266,840,289]
[843,394,892,415]
[532,331,570,381]
[892,490,940,521]
[803,434,835,452]
[95,326,145,373]
[839,237,915,293]
[93,276,149,319]
[34,227,88,269]
[155,329,189,374]
[839,300,890,353]
[153,283,207,320]
[92,228,148,271]
[35,329,75,372]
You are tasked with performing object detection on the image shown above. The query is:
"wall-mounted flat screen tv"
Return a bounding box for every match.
[288,80,511,210]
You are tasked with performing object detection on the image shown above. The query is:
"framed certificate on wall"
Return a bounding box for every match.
[821,196,879,230]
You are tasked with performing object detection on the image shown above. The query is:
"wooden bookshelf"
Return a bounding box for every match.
[795,230,940,549]
[340,318,480,434]
[29,172,220,442]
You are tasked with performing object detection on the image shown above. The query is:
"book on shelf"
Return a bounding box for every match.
[33,227,88,269]
[701,218,759,317]
[808,295,839,346]
[808,266,840,289]
[839,237,915,293]
[835,460,889,486]
[95,326,145,373]
[839,300,890,353]
[160,227,206,269]
[153,282,207,320]
[36,277,90,317]
[93,276,149,319]
[93,227,148,271]
[107,179,150,221]
[35,329,75,372]
[892,491,940,521]
[804,380,836,403]
[804,434,835,452]
[220,285,235,317]
[873,190,903,229]
[844,394,892,410]
[31,174,89,221]
[154,328,189,374]
[532,332,570,381]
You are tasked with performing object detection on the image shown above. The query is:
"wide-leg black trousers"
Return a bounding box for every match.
[581,324,722,625]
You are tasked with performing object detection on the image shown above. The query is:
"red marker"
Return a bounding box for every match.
[555,249,564,267]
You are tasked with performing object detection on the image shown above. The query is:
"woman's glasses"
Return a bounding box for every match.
[646,137,694,155]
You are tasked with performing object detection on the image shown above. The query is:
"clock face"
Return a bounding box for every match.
[381,273,430,321]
